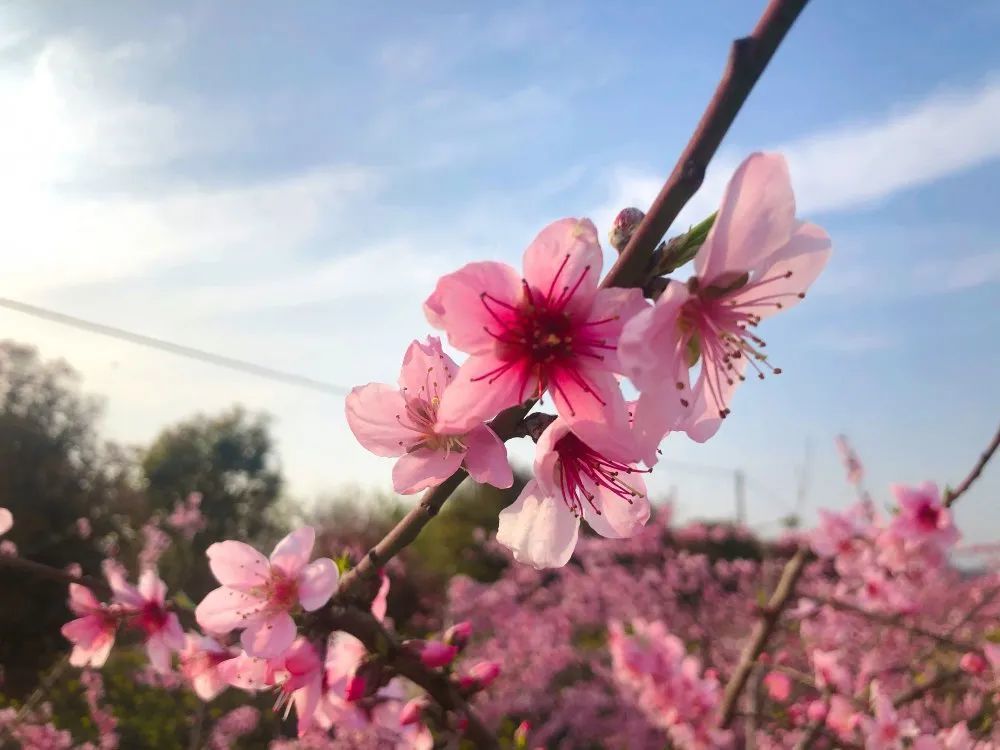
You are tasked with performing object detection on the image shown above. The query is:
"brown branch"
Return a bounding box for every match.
[891,668,963,708]
[718,546,809,727]
[329,605,498,749]
[0,553,111,597]
[603,0,811,289]
[944,422,1000,507]
[810,595,981,654]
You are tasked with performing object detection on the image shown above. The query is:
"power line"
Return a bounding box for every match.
[0,296,349,396]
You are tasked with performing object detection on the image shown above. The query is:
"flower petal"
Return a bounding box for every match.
[146,634,173,674]
[207,540,271,589]
[682,352,748,443]
[0,507,12,535]
[696,153,796,283]
[533,418,572,499]
[345,384,411,458]
[630,384,686,467]
[392,447,465,495]
[68,583,100,616]
[269,527,316,578]
[138,569,167,605]
[195,586,267,634]
[297,558,339,611]
[496,480,579,569]
[424,261,522,354]
[522,218,602,317]
[398,336,458,394]
[241,611,297,658]
[462,425,513,489]
[549,366,635,462]
[583,479,651,539]
[584,286,649,373]
[618,283,690,393]
[734,220,832,320]
[435,353,535,433]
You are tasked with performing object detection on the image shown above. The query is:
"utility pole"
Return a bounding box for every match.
[734,469,747,525]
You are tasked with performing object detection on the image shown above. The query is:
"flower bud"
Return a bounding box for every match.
[960,651,987,676]
[609,207,645,253]
[444,621,473,650]
[344,673,367,702]
[399,697,427,726]
[459,660,501,691]
[514,720,531,748]
[417,640,458,669]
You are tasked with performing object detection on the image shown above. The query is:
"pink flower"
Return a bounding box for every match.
[619,153,831,458]
[180,634,234,700]
[458,660,501,691]
[275,638,324,737]
[836,434,865,486]
[61,584,118,668]
[346,336,513,494]
[958,651,986,676]
[0,507,12,536]
[887,482,959,551]
[424,218,647,456]
[75,517,92,540]
[825,695,860,740]
[195,527,338,658]
[860,681,918,750]
[109,569,185,673]
[812,649,852,695]
[496,418,650,568]
[763,671,791,701]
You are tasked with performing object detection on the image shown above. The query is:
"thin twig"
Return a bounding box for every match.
[329,605,499,749]
[17,655,70,720]
[603,0,811,289]
[718,546,810,727]
[892,668,963,708]
[0,554,111,597]
[944,422,1000,507]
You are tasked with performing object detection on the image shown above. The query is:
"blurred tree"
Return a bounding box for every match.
[141,407,284,596]
[0,341,141,696]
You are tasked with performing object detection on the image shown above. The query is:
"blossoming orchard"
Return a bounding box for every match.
[1,1,999,749]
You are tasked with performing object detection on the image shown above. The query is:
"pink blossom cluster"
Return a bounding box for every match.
[348,152,832,570]
[166,491,207,540]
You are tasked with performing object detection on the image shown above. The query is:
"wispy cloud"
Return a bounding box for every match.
[595,76,1000,234]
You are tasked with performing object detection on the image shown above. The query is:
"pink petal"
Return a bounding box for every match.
[392,446,465,495]
[462,425,513,489]
[345,384,411,458]
[218,652,273,690]
[146,634,173,674]
[89,634,115,668]
[195,586,267,634]
[297,558,339,611]
[424,261,522,354]
[435,353,535,433]
[631,384,686,467]
[293,676,323,736]
[107,571,144,610]
[696,153,796,283]
[62,616,103,647]
[734,220,832,320]
[682,353,748,443]
[192,670,228,701]
[522,218,602,317]
[584,287,650,373]
[582,479,651,539]
[269,527,316,578]
[163,612,185,650]
[207,540,271,589]
[138,569,167,605]
[241,611,297,658]
[496,480,579,569]
[68,583,100,616]
[618,283,690,392]
[533,418,572,499]
[0,507,12,535]
[371,572,390,622]
[549,366,635,462]
[398,336,458,394]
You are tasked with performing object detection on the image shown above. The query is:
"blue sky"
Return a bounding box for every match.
[1,1,997,545]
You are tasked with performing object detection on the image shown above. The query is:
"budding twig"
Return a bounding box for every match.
[0,554,111,598]
[943,422,1000,507]
[718,546,809,727]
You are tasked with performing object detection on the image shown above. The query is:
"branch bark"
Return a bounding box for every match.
[944,422,1000,507]
[0,553,110,597]
[718,546,809,727]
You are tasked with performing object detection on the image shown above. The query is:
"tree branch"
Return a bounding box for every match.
[718,546,809,727]
[0,553,110,598]
[603,0,811,289]
[944,422,1000,507]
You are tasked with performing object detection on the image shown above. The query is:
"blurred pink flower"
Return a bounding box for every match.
[859,681,918,750]
[196,527,338,658]
[0,507,12,536]
[180,634,234,701]
[109,569,184,673]
[61,584,118,668]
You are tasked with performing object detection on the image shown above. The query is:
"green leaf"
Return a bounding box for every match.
[654,211,717,276]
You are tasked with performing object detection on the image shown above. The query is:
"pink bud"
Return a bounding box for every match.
[445,621,473,649]
[75,517,92,539]
[345,673,367,702]
[65,563,83,578]
[609,207,645,252]
[807,700,828,722]
[399,697,426,726]
[0,540,17,557]
[763,671,791,702]
[514,720,530,743]
[460,660,500,691]
[419,641,458,669]
[960,651,987,676]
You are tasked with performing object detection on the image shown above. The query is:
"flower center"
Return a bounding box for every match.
[914,501,940,531]
[268,572,299,610]
[393,370,466,454]
[476,256,617,411]
[553,431,646,516]
[135,601,169,636]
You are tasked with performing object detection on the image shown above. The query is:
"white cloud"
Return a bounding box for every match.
[595,76,1000,235]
